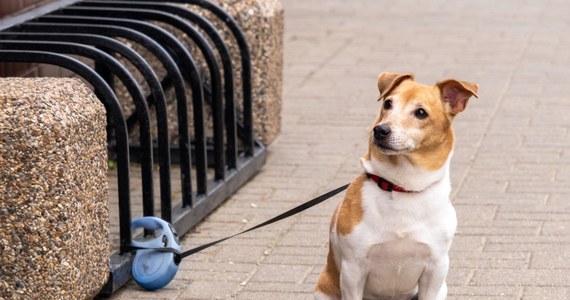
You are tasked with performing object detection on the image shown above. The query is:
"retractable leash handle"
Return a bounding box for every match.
[129,183,349,291]
[130,217,181,291]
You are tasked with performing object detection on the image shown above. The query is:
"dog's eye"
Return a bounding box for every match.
[383,100,392,110]
[415,108,428,119]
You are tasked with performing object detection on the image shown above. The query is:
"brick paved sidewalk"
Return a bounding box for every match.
[111,0,570,299]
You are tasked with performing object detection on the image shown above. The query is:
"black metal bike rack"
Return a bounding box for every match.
[0,0,266,295]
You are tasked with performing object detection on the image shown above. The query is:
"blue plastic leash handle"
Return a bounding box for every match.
[129,183,349,291]
[131,217,181,291]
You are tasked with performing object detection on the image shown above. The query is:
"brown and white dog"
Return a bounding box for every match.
[315,72,478,300]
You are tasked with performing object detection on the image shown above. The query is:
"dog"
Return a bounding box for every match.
[315,72,478,300]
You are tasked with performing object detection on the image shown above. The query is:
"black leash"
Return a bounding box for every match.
[130,183,349,260]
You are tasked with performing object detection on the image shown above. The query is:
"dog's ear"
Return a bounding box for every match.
[377,72,414,101]
[436,79,479,116]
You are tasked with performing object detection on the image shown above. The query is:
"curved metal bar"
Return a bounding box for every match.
[0,32,174,221]
[0,40,156,216]
[60,5,226,181]
[0,49,132,253]
[135,0,255,156]
[26,17,204,204]
[81,0,238,170]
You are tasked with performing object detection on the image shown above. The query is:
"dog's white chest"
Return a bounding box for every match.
[364,237,431,297]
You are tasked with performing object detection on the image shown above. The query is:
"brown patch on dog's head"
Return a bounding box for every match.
[366,72,478,170]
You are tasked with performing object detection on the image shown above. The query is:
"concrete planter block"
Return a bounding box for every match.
[0,78,109,299]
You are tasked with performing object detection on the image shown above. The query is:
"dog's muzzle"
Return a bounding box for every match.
[372,124,407,153]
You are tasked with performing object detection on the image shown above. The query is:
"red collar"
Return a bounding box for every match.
[366,173,415,193]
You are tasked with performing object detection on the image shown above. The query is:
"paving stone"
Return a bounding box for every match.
[450,236,487,252]
[495,211,570,221]
[178,261,255,274]
[240,281,314,293]
[213,245,268,264]
[264,253,324,265]
[277,229,327,247]
[460,177,509,194]
[111,280,189,299]
[249,264,311,283]
[448,296,518,300]
[176,281,241,299]
[451,251,530,269]
[454,194,548,206]
[546,193,570,209]
[470,269,570,286]
[447,268,473,287]
[530,250,570,269]
[541,221,570,236]
[448,285,523,297]
[236,291,312,299]
[454,204,498,226]
[507,180,570,194]
[523,286,570,299]
[456,220,542,236]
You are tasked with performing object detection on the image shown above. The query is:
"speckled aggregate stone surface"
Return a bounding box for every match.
[0,78,109,299]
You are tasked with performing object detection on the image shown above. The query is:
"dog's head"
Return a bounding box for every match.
[368,72,478,170]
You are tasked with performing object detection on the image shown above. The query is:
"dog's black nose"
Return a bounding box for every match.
[373,124,391,139]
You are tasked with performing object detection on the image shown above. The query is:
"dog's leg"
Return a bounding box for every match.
[417,255,449,300]
[340,259,367,300]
